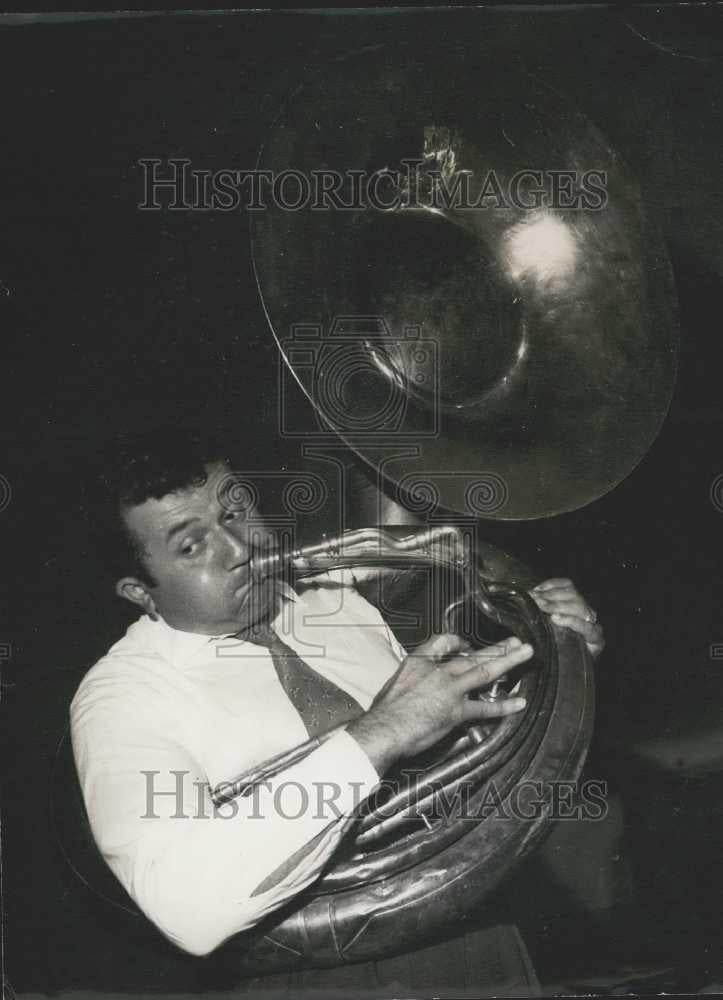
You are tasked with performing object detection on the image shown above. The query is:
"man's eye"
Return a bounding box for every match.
[223,510,242,522]
[180,540,202,556]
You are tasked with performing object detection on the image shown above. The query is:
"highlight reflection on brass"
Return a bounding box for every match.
[253,47,677,519]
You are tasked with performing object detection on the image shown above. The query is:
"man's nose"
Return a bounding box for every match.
[221,518,273,567]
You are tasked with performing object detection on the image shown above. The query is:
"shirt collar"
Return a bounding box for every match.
[139,582,299,668]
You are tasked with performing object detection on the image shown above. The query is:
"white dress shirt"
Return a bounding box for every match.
[70,572,406,956]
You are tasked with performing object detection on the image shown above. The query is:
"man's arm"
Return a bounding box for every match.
[71,630,532,957]
[71,682,381,957]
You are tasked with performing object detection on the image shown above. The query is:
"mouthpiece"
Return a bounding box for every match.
[249,548,287,581]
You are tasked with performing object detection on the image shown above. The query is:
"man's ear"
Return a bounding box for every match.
[115,578,159,620]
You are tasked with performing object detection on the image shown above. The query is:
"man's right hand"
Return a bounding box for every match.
[347,634,534,776]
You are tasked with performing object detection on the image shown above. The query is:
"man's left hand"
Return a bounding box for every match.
[530,578,605,659]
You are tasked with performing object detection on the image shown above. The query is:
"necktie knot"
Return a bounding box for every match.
[239,623,277,649]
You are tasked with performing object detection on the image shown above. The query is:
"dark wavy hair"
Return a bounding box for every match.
[86,426,233,587]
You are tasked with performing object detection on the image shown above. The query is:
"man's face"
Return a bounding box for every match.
[120,460,277,635]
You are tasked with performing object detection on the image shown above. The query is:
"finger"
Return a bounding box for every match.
[445,636,523,676]
[453,642,535,691]
[463,695,527,721]
[550,613,603,644]
[530,589,581,609]
[533,596,588,617]
[532,578,573,593]
[415,632,471,661]
[531,584,578,598]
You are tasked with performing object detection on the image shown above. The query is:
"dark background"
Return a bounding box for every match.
[2,7,723,995]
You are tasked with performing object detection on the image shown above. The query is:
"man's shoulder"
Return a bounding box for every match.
[70,616,168,714]
[90,614,165,672]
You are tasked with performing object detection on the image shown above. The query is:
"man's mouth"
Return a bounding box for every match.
[231,578,285,638]
[234,576,280,608]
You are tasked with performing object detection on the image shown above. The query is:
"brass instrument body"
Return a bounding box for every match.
[217,525,549,807]
[226,527,593,972]
[207,526,591,971]
[51,527,593,972]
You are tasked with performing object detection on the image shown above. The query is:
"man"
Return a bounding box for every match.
[71,429,604,985]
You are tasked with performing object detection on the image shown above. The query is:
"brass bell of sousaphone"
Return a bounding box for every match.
[252,45,676,520]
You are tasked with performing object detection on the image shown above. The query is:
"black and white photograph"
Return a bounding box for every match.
[2,6,722,997]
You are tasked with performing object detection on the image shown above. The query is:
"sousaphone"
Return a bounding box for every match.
[244,42,676,969]
[52,43,676,973]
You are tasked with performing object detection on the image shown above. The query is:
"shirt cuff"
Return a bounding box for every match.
[304,728,381,816]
